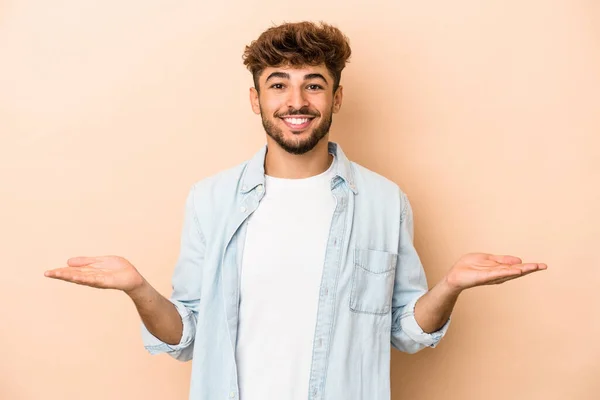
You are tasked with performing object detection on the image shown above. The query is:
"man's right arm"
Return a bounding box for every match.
[45,185,205,361]
[138,185,205,361]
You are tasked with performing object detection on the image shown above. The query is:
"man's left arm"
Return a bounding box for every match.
[390,191,547,351]
[415,252,547,333]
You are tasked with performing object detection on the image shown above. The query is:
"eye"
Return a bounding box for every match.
[307,84,324,91]
[270,83,285,90]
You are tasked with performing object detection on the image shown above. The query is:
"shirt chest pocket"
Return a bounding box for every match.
[349,248,397,315]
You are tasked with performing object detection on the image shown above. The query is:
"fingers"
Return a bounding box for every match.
[507,262,548,273]
[478,262,545,283]
[44,267,85,280]
[487,254,548,272]
[67,256,98,267]
[485,263,547,285]
[70,272,106,287]
[488,269,542,285]
[44,267,106,287]
[485,266,523,281]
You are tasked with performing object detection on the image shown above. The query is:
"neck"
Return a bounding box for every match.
[264,138,333,179]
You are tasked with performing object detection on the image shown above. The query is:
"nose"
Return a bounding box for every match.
[286,86,309,111]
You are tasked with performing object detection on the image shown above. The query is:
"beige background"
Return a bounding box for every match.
[1,1,599,399]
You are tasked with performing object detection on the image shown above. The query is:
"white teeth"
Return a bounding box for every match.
[285,117,309,125]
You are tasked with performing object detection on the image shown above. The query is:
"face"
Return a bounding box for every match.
[249,64,343,155]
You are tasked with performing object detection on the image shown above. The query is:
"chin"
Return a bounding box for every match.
[286,128,313,137]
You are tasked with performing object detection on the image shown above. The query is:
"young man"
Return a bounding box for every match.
[45,22,547,400]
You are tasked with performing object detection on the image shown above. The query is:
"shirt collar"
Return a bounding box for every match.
[240,141,357,195]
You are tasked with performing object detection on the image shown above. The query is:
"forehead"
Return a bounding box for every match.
[260,64,333,81]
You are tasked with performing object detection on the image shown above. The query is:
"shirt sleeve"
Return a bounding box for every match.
[140,184,206,362]
[390,190,451,353]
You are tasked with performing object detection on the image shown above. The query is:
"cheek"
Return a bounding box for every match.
[260,98,286,115]
[311,95,333,112]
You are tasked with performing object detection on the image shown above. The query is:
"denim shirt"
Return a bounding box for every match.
[141,141,450,400]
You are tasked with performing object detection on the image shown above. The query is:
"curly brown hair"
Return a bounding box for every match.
[242,21,352,92]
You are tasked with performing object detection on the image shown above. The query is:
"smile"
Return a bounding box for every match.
[280,116,315,131]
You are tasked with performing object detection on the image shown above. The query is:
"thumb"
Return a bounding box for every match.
[67,256,98,267]
[488,254,522,265]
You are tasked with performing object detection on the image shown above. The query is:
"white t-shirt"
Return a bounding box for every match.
[235,158,336,400]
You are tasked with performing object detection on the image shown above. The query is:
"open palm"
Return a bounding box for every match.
[446,253,547,291]
[44,256,144,293]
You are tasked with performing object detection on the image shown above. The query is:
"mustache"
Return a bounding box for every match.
[276,107,320,118]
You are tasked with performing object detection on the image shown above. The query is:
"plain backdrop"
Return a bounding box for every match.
[1,1,599,399]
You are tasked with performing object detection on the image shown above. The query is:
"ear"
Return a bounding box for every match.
[332,85,344,113]
[249,87,261,115]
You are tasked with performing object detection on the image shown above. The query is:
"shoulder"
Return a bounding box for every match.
[191,161,248,195]
[351,161,406,198]
[181,159,250,220]
[349,161,412,222]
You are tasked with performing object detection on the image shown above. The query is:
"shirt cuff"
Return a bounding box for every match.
[397,295,451,348]
[141,299,196,355]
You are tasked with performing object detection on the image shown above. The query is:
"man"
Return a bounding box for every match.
[45,21,547,400]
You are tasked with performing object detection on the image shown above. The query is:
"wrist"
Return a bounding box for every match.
[440,274,464,297]
[125,278,151,300]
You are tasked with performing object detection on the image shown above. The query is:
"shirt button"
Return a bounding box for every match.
[256,184,264,193]
[240,206,247,213]
[229,391,237,398]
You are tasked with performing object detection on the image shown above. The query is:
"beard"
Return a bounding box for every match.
[260,105,333,155]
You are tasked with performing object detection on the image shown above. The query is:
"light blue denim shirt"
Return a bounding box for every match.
[141,141,450,400]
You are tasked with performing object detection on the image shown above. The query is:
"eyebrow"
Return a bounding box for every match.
[265,72,330,85]
[304,73,329,85]
[265,72,290,82]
